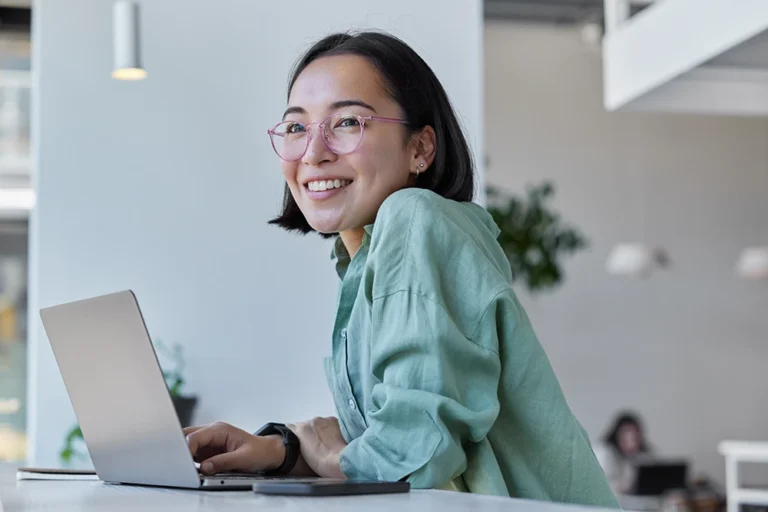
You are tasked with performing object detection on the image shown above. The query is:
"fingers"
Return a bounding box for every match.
[186,422,237,458]
[199,447,250,475]
[183,426,204,436]
[195,434,280,475]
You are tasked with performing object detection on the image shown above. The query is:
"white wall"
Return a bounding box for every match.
[485,22,768,486]
[28,0,483,466]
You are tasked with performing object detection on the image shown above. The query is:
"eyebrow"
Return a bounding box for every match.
[282,99,377,120]
[329,99,377,113]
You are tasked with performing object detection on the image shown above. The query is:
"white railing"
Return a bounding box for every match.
[719,441,768,512]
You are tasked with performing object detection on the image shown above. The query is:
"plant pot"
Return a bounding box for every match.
[172,395,198,428]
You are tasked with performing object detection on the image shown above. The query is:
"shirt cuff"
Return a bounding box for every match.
[339,438,384,481]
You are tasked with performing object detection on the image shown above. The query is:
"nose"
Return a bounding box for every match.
[302,124,337,167]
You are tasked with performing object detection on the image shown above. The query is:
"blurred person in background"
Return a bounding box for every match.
[595,411,653,495]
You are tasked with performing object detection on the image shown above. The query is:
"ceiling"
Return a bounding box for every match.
[0,1,642,29]
[485,0,645,25]
[705,29,768,69]
[0,1,633,31]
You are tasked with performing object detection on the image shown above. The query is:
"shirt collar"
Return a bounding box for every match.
[330,236,351,280]
[330,223,375,280]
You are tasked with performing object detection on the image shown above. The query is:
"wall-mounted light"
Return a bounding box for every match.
[736,247,768,280]
[606,243,670,278]
[112,1,146,80]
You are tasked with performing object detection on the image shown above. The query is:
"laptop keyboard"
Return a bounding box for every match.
[203,472,304,481]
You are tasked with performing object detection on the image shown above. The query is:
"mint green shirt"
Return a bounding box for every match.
[325,188,618,507]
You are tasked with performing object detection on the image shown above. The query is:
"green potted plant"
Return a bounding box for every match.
[486,181,588,293]
[60,339,197,464]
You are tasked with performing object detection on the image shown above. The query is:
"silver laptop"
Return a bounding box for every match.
[40,289,297,490]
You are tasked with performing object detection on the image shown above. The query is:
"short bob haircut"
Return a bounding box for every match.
[269,31,476,238]
[603,411,649,457]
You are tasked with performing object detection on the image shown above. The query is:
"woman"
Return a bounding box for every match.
[184,31,618,506]
[594,412,653,495]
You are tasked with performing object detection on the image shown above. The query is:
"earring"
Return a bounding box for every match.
[416,162,425,177]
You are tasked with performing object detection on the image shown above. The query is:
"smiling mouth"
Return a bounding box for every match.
[306,179,352,192]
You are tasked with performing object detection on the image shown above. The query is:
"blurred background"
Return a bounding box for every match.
[1,0,767,509]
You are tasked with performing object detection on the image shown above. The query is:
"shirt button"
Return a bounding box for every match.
[348,398,356,409]
[340,329,347,339]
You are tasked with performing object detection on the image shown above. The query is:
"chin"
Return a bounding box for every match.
[307,218,343,235]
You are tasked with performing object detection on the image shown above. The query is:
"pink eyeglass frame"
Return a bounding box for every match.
[267,114,408,162]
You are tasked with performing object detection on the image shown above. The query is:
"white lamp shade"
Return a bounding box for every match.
[606,243,668,277]
[736,247,768,279]
[112,1,146,80]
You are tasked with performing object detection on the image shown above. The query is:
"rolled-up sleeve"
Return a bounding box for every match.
[339,289,502,488]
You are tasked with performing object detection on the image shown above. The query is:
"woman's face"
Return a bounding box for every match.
[617,423,642,456]
[279,55,422,235]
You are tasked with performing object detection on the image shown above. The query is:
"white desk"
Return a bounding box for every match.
[0,468,619,512]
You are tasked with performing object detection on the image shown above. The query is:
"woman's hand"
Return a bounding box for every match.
[184,421,285,475]
[287,417,348,479]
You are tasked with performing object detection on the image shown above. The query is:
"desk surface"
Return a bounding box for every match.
[0,467,617,512]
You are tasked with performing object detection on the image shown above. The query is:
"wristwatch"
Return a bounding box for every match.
[254,422,300,475]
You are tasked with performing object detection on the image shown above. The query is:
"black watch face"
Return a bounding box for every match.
[279,427,300,446]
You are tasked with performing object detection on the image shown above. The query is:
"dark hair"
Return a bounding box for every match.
[604,411,648,457]
[268,30,475,237]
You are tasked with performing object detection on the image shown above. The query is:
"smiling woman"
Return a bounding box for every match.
[183,31,618,507]
[267,32,475,246]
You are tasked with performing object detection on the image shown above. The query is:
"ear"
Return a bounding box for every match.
[409,126,437,176]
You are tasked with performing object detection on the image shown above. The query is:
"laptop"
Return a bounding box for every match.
[40,289,306,490]
[632,460,688,496]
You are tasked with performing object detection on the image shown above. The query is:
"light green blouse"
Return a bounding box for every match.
[325,188,618,507]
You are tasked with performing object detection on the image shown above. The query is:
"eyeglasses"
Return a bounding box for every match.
[267,113,408,162]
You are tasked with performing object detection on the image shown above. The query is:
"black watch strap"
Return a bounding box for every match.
[254,422,299,475]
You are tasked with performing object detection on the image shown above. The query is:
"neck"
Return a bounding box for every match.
[340,228,366,258]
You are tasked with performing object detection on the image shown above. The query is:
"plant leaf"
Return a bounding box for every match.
[485,181,588,293]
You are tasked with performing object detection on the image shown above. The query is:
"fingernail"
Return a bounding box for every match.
[201,462,213,474]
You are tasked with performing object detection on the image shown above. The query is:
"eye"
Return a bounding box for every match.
[335,115,360,128]
[285,122,306,134]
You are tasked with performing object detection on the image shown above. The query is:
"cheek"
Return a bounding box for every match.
[352,137,410,183]
[281,161,298,183]
[280,162,302,200]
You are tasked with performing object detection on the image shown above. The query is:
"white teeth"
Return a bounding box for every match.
[307,179,351,192]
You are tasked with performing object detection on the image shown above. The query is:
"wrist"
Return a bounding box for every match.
[263,434,287,472]
[254,423,300,475]
[325,451,346,479]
